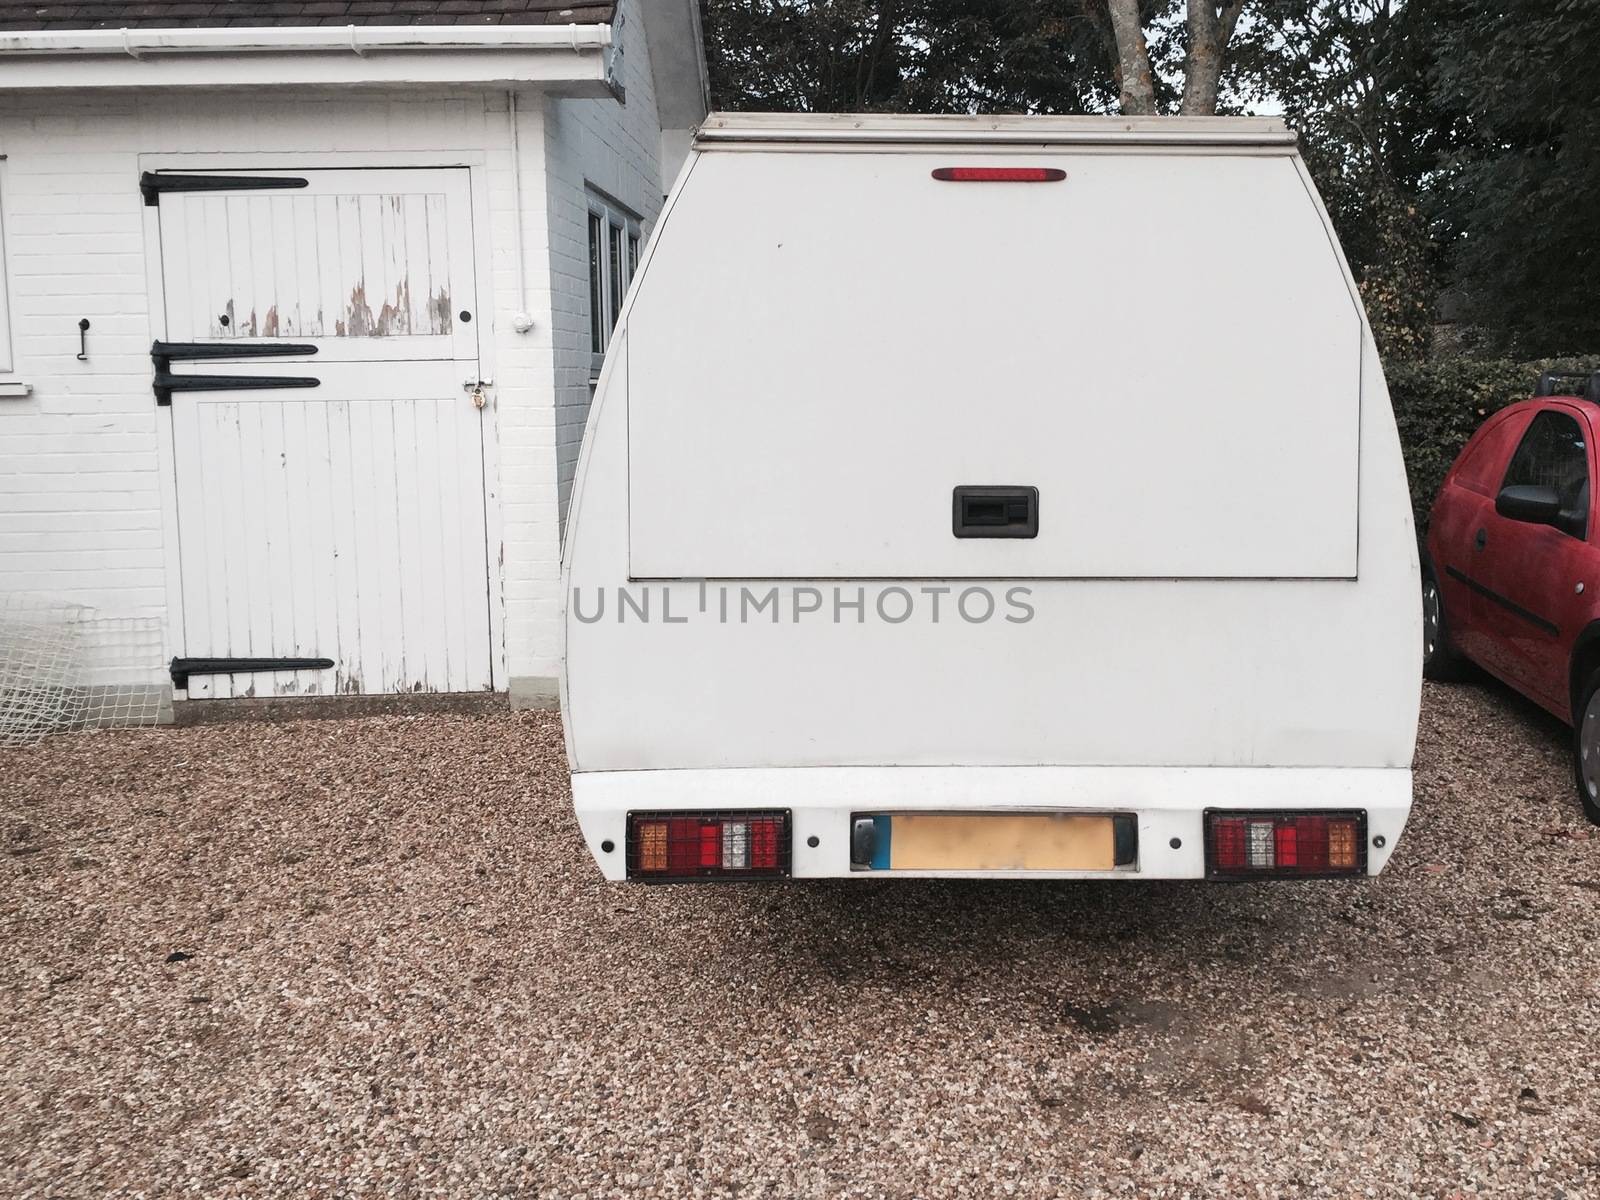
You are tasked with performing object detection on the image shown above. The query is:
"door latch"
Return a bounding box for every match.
[463,377,493,409]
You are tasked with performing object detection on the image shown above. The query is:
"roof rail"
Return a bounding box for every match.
[695,112,1297,149]
[1533,369,1600,403]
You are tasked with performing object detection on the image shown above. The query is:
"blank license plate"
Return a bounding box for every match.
[885,813,1118,871]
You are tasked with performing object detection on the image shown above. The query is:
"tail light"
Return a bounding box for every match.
[1204,810,1366,879]
[931,166,1066,183]
[626,810,791,881]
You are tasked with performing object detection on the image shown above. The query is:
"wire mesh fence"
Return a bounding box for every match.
[0,595,168,747]
[0,595,84,747]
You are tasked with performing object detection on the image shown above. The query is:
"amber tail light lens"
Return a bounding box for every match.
[1204,810,1366,879]
[626,811,791,881]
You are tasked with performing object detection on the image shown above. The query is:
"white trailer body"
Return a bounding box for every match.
[562,114,1422,882]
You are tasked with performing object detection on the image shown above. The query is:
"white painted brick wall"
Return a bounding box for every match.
[0,58,665,697]
[496,1,664,693]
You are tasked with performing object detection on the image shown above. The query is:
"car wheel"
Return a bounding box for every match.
[1422,571,1466,681]
[1573,671,1600,825]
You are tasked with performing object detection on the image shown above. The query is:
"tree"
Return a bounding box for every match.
[1230,1,1461,361]
[699,0,1600,358]
[906,1,1122,114]
[1431,0,1600,355]
[1089,0,1160,112]
[702,1,1120,115]
[1085,0,1248,114]
[703,1,1264,117]
[702,1,906,112]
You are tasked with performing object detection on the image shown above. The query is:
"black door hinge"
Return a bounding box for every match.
[141,172,309,207]
[170,657,335,689]
[152,341,319,406]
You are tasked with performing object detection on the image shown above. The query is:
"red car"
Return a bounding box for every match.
[1425,370,1600,823]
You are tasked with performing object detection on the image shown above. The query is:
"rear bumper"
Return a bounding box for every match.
[571,765,1412,881]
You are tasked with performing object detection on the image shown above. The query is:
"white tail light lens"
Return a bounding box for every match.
[1246,821,1276,868]
[721,821,749,869]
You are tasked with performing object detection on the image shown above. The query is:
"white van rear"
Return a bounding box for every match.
[561,114,1421,883]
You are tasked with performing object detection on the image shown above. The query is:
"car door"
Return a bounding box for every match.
[1433,408,1531,672]
[1472,404,1595,712]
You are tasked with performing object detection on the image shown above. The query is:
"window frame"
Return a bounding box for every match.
[587,209,605,359]
[607,218,625,331]
[585,190,643,381]
[1500,406,1592,540]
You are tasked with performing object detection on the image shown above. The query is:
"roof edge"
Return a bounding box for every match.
[696,112,1297,149]
[0,23,613,57]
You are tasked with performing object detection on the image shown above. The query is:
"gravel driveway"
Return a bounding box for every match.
[3,681,1598,1198]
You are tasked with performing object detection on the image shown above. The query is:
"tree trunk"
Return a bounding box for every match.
[1102,0,1159,115]
[1180,0,1247,115]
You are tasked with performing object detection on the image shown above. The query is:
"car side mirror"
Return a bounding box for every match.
[1495,483,1564,526]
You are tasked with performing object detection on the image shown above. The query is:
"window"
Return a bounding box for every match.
[585,192,642,376]
[1503,410,1591,538]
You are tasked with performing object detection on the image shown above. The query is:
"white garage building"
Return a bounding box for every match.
[0,0,707,713]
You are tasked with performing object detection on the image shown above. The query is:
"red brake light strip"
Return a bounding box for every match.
[931,167,1066,183]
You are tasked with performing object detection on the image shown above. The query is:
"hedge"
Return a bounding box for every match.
[1387,356,1600,530]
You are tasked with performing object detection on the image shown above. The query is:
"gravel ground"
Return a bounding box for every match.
[3,681,1598,1199]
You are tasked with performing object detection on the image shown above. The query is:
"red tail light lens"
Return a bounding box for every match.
[751,818,779,869]
[1211,817,1247,870]
[931,166,1066,183]
[627,810,791,881]
[1203,810,1366,879]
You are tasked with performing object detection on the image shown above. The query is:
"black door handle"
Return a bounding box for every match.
[1475,528,1487,550]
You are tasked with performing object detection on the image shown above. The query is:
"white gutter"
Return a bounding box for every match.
[0,23,617,92]
[0,24,612,57]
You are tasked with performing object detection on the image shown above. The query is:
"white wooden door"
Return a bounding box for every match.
[157,167,494,698]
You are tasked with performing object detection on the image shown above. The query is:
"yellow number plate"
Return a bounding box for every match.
[889,813,1117,871]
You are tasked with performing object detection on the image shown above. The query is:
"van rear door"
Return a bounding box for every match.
[625,145,1360,581]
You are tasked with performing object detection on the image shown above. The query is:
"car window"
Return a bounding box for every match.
[1454,413,1525,495]
[1502,410,1590,538]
